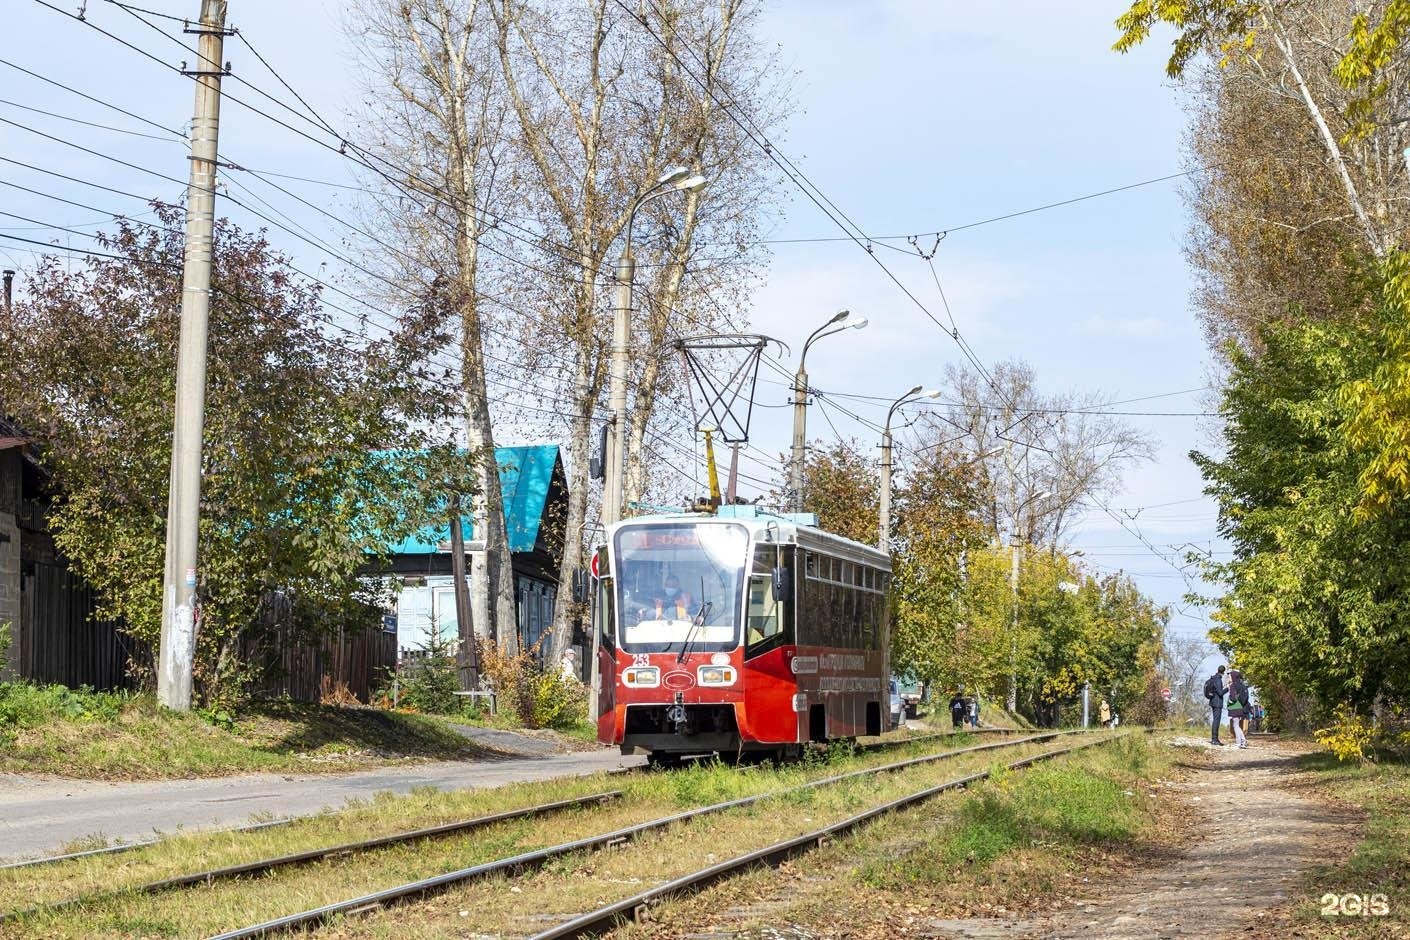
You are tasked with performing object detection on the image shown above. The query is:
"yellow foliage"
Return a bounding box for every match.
[1313,705,1379,762]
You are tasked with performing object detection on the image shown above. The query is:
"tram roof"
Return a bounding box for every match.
[610,504,890,569]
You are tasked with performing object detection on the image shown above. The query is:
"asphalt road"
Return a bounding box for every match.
[0,748,643,864]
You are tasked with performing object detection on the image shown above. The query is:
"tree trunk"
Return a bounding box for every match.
[1267,13,1386,257]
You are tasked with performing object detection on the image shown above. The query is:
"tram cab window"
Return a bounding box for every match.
[747,546,793,657]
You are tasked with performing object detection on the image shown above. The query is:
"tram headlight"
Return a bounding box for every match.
[697,665,736,686]
[622,666,659,687]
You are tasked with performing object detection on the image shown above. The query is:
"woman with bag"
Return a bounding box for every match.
[1225,669,1251,749]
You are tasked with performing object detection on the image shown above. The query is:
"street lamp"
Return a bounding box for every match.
[603,166,707,527]
[879,385,940,551]
[789,310,868,512]
[1008,488,1052,714]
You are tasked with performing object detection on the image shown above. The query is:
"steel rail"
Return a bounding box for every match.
[0,815,305,873]
[1,790,623,923]
[855,726,1016,753]
[532,732,1127,939]
[204,729,1089,939]
[0,764,644,875]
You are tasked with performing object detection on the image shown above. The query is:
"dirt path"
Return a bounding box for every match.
[926,737,1362,939]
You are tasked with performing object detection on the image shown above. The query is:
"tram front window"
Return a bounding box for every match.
[613,523,747,653]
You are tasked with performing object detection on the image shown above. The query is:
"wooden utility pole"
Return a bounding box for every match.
[158,0,228,711]
[448,496,479,691]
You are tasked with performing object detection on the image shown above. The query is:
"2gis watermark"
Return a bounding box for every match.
[1319,892,1391,918]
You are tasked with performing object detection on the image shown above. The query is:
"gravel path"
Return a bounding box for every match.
[926,738,1362,939]
[0,746,641,864]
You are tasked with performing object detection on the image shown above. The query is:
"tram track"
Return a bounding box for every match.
[0,791,624,924]
[532,732,1126,939]
[193,729,1090,939]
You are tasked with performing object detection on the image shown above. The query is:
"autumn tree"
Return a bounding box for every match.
[484,0,786,661]
[351,0,521,653]
[925,360,1154,545]
[0,211,465,702]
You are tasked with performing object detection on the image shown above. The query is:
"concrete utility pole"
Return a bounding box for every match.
[158,0,229,712]
[603,252,633,529]
[601,167,704,528]
[2,270,13,315]
[791,310,867,513]
[879,385,939,550]
[1008,533,1020,714]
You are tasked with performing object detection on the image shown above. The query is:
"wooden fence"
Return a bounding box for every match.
[13,561,145,690]
[245,622,397,704]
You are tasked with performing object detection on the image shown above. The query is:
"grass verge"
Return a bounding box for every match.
[0,733,1071,937]
[621,733,1185,938]
[0,683,512,779]
[1288,752,1410,938]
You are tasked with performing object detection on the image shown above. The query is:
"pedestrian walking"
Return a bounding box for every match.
[1204,665,1227,745]
[1226,669,1251,748]
[1099,698,1111,727]
[949,690,967,730]
[966,695,979,729]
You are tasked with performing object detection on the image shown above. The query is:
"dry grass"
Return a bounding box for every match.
[0,689,504,780]
[604,733,1185,939]
[1,733,1066,938]
[320,737,1094,939]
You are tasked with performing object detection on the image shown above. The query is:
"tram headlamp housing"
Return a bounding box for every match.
[697,665,736,686]
[623,666,659,687]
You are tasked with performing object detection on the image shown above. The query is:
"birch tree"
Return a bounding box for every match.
[487,0,777,659]
[352,0,522,654]
[927,361,1154,546]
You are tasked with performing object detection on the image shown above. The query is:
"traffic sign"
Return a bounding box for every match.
[589,551,601,579]
[1160,687,1172,701]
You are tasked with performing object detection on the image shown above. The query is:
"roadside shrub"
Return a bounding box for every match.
[1315,705,1380,763]
[478,640,587,730]
[0,621,11,674]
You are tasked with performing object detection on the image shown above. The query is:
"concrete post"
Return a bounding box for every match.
[603,252,633,528]
[158,0,227,711]
[790,365,808,513]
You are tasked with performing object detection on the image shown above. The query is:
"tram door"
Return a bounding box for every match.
[593,550,616,733]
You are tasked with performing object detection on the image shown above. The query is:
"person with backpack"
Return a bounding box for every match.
[1204,664,1227,745]
[1225,668,1251,749]
[949,690,967,730]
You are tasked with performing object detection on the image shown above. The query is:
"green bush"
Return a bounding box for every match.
[528,670,587,731]
[0,682,131,743]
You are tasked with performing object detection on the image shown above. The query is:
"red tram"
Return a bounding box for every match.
[591,505,891,765]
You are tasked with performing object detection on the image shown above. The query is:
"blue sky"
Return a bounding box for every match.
[1,0,1221,639]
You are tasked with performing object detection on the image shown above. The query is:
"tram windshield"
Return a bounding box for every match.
[613,522,748,653]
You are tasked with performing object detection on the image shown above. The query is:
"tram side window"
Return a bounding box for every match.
[747,546,793,657]
[597,576,615,648]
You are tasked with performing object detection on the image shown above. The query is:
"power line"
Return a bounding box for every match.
[0,56,188,138]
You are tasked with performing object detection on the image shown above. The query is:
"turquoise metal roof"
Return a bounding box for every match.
[387,444,561,556]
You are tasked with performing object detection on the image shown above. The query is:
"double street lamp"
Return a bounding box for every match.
[878,385,939,551]
[789,310,868,512]
[603,166,706,527]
